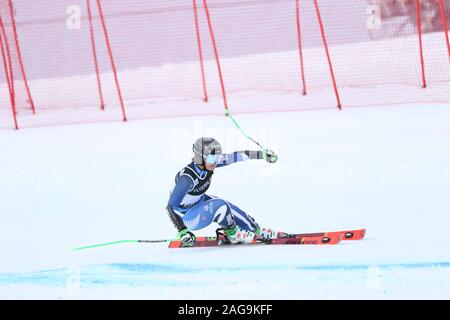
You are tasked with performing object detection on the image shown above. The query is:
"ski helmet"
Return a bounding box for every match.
[193,137,222,165]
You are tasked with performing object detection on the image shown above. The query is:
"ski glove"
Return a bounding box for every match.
[262,149,278,163]
[177,228,196,247]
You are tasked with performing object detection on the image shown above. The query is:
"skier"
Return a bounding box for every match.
[166,137,279,247]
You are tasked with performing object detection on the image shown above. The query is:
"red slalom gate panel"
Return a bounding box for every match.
[0,0,449,129]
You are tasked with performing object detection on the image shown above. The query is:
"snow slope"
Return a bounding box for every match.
[1,103,450,299]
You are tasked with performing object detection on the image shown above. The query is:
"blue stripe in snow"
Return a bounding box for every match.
[0,261,448,287]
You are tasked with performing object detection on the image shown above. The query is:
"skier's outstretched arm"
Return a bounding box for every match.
[216,149,277,167]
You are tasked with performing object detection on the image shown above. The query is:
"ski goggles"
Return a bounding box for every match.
[205,154,220,164]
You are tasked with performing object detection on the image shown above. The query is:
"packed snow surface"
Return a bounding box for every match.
[1,103,450,299]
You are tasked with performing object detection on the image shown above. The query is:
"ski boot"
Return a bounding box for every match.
[256,227,290,240]
[216,224,257,245]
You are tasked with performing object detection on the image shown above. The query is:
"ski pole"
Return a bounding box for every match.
[73,238,177,251]
[225,109,278,163]
[224,109,267,150]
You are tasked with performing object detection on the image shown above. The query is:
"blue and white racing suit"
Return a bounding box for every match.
[166,151,263,232]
